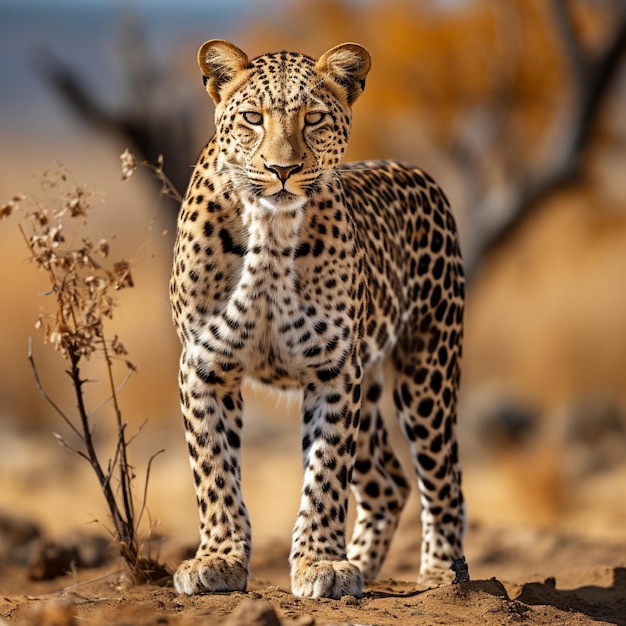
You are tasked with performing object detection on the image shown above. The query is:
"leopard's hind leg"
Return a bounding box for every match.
[391,309,466,585]
[347,361,410,579]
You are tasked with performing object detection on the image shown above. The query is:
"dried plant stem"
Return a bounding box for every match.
[101,336,135,554]
[10,166,171,584]
[30,336,169,583]
[120,149,183,204]
[28,337,83,443]
[66,349,127,537]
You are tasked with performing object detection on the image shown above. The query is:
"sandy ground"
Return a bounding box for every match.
[1,398,625,626]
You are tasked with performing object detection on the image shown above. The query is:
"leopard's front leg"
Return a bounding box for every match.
[174,345,250,595]
[290,353,364,599]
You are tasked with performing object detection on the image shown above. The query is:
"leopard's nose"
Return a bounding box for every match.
[264,162,303,183]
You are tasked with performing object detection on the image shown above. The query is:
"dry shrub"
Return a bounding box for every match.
[1,164,169,584]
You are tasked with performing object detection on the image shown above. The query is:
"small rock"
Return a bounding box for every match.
[223,599,282,626]
[285,616,315,626]
[28,531,112,580]
[340,595,359,605]
[0,510,42,563]
[28,540,79,581]
[29,599,76,626]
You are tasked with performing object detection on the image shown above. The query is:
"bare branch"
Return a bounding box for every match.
[88,367,136,419]
[32,19,190,222]
[126,418,148,447]
[31,48,117,133]
[549,0,589,87]
[102,336,136,549]
[53,432,89,463]
[575,11,626,154]
[466,4,626,282]
[137,448,166,530]
[28,337,83,441]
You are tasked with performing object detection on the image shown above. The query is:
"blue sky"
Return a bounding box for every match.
[0,0,477,137]
[0,0,255,136]
[3,0,474,9]
[5,0,257,5]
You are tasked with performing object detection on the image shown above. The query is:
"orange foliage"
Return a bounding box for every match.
[239,0,605,164]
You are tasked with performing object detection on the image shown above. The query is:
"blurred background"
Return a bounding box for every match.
[1,0,625,579]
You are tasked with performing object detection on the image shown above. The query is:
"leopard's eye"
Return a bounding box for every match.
[305,111,326,126]
[242,111,263,125]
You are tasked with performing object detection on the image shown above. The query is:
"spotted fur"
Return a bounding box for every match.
[170,39,466,599]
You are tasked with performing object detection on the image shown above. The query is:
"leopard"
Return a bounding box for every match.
[169,39,467,600]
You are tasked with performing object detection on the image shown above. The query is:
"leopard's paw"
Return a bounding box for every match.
[173,555,248,595]
[417,553,467,586]
[417,564,456,586]
[291,559,363,599]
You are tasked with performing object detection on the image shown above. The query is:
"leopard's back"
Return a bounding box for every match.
[339,160,464,362]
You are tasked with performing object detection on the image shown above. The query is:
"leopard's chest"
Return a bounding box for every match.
[199,255,339,387]
[194,224,357,387]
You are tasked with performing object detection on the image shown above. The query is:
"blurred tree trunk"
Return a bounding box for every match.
[34,13,193,233]
[460,0,626,281]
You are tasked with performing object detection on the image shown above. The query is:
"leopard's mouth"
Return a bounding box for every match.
[259,189,307,212]
[271,190,299,202]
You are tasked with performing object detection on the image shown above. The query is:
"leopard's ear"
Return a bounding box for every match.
[198,39,252,104]
[314,43,371,105]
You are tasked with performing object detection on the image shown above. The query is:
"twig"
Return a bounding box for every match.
[88,367,136,419]
[126,418,148,447]
[52,432,90,463]
[137,448,165,530]
[28,336,82,440]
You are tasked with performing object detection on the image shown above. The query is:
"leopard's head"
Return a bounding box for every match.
[198,39,371,211]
